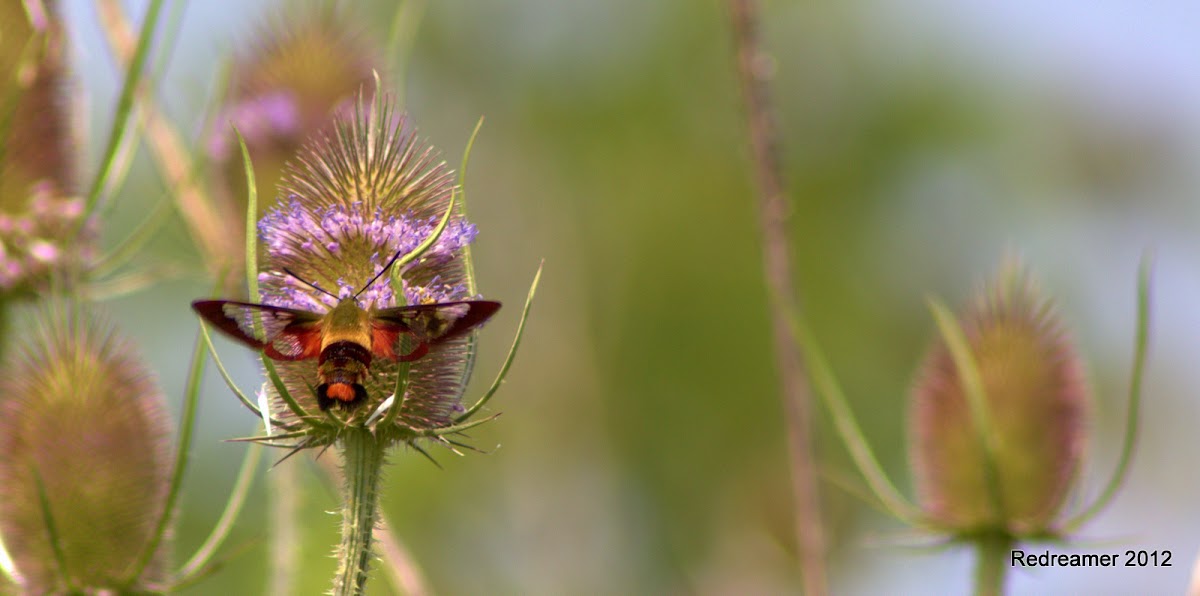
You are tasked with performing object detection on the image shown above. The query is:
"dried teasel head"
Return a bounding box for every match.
[0,305,173,592]
[909,264,1090,536]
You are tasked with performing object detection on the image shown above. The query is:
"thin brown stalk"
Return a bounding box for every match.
[727,0,827,593]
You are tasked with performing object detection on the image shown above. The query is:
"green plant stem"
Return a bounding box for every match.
[451,116,485,397]
[1065,255,1152,530]
[123,322,206,586]
[176,440,262,582]
[311,453,432,596]
[456,261,542,423]
[972,532,1013,596]
[785,308,924,524]
[333,428,386,596]
[928,298,1007,523]
[80,0,165,230]
[31,467,73,591]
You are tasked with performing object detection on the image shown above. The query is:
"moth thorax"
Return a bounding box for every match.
[320,300,372,352]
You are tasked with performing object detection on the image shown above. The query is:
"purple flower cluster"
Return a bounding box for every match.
[207,91,300,160]
[257,198,476,309]
[0,183,92,291]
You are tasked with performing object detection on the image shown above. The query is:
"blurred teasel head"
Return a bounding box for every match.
[0,305,173,593]
[255,91,487,445]
[209,6,381,217]
[0,0,92,296]
[909,264,1089,537]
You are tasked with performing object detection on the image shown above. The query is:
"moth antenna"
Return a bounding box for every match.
[283,267,339,300]
[354,249,406,299]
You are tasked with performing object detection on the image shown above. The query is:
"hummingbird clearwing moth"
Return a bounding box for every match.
[192,251,500,410]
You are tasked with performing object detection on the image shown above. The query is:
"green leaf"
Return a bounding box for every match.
[783,301,925,525]
[81,0,166,230]
[32,467,73,592]
[456,260,543,423]
[123,324,205,586]
[174,436,262,584]
[1064,255,1152,530]
[927,297,1007,523]
[393,183,456,273]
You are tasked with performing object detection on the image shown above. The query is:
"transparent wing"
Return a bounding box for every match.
[370,300,501,361]
[192,300,324,360]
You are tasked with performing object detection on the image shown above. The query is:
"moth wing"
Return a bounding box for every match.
[192,300,324,360]
[370,300,501,361]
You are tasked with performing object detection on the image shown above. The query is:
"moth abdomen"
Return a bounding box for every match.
[316,340,373,410]
[316,381,369,411]
[319,340,372,366]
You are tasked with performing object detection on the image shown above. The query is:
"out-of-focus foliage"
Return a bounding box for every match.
[58,0,1194,594]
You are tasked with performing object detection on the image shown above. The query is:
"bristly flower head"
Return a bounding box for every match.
[256,91,482,444]
[0,1,93,296]
[909,264,1090,537]
[0,305,173,593]
[209,6,380,216]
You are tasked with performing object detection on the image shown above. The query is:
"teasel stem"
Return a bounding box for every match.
[95,0,238,283]
[122,317,207,586]
[79,0,165,233]
[727,0,827,592]
[972,531,1013,596]
[314,451,431,596]
[333,427,386,596]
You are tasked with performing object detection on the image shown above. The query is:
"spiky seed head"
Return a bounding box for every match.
[0,1,92,296]
[0,306,173,593]
[909,264,1090,536]
[209,7,381,217]
[257,91,481,445]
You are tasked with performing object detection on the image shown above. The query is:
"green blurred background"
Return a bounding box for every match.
[58,0,1199,593]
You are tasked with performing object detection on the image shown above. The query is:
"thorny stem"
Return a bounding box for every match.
[333,428,386,596]
[727,0,827,593]
[315,453,432,596]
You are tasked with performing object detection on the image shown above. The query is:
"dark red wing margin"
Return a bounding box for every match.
[370,300,501,361]
[191,300,324,360]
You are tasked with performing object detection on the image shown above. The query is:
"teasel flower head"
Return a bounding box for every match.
[0,305,173,593]
[252,91,484,451]
[909,264,1090,537]
[209,6,380,218]
[0,1,93,296]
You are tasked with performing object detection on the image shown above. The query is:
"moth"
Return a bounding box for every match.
[192,253,500,411]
